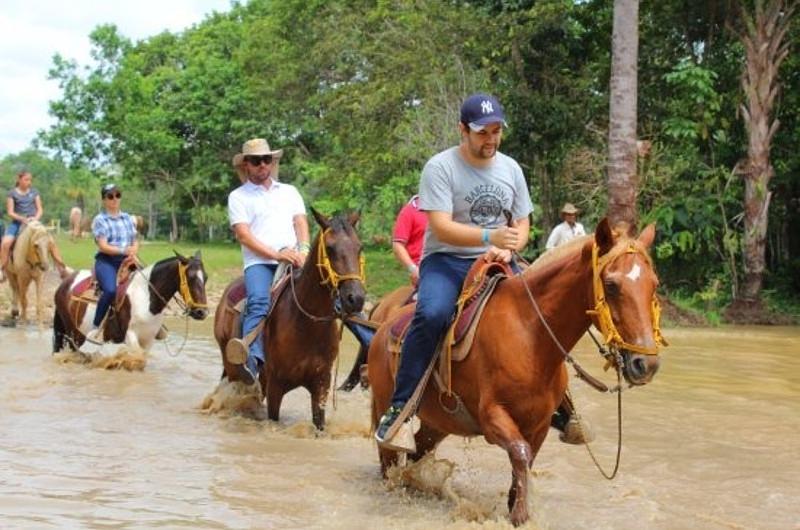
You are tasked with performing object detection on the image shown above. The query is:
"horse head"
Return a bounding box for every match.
[174,250,209,320]
[589,219,665,386]
[25,221,52,272]
[310,207,366,316]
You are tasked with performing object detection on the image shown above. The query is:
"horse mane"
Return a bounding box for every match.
[526,234,592,275]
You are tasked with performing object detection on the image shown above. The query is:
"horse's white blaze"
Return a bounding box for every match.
[625,263,641,282]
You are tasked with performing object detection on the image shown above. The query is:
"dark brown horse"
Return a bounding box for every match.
[52,252,209,352]
[368,219,665,526]
[213,208,366,430]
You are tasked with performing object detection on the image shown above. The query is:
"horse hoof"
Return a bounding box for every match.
[559,418,595,445]
[225,338,248,365]
[155,326,168,340]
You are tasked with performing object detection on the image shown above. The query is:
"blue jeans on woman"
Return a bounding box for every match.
[94,253,126,327]
[242,263,277,368]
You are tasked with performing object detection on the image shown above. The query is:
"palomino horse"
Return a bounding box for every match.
[52,251,208,352]
[339,284,414,391]
[69,207,82,241]
[368,219,665,526]
[4,221,55,326]
[213,208,366,430]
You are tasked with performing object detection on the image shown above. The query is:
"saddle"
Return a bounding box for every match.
[222,268,293,337]
[70,256,139,306]
[388,255,512,389]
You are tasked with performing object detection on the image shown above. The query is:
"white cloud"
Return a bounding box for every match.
[0,0,233,157]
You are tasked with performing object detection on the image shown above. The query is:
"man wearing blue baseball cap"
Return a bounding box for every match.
[374,93,533,451]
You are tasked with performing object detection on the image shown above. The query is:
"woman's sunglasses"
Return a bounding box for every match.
[104,192,122,200]
[244,154,273,166]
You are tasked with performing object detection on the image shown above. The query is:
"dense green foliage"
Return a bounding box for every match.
[1,0,797,312]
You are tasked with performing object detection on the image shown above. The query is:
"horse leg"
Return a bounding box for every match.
[36,277,44,329]
[266,378,285,422]
[53,311,66,353]
[309,377,331,431]
[481,404,533,527]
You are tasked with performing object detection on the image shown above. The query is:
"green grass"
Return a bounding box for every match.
[54,234,407,301]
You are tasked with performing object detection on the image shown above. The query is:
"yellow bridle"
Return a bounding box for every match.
[315,228,366,291]
[586,241,668,356]
[178,260,208,310]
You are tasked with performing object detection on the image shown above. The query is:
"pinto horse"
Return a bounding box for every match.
[52,251,209,352]
[368,219,665,526]
[4,221,55,326]
[213,208,366,430]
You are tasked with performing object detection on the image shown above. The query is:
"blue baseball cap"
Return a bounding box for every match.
[460,93,507,131]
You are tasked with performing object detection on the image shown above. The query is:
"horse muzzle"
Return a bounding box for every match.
[338,282,366,316]
[620,350,660,386]
[188,307,208,320]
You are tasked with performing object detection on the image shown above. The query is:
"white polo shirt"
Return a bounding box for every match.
[228,180,306,269]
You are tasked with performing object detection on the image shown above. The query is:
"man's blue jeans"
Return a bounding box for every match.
[242,263,276,365]
[94,253,125,327]
[390,253,475,407]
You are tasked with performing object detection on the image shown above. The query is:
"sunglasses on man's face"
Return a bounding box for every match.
[104,192,122,200]
[245,155,273,166]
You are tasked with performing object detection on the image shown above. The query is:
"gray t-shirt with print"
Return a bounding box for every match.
[8,187,40,217]
[419,146,533,259]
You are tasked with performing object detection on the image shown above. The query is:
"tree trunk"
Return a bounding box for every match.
[735,0,794,303]
[607,0,640,228]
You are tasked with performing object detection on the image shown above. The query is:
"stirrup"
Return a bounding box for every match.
[376,420,416,454]
[225,337,248,365]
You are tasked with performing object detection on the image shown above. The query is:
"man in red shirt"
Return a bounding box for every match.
[392,195,428,285]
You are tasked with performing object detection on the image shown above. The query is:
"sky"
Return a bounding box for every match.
[0,0,234,158]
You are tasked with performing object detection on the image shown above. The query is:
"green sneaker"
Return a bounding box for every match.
[374,405,404,443]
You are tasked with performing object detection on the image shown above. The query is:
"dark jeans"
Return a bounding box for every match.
[390,253,476,407]
[94,253,125,327]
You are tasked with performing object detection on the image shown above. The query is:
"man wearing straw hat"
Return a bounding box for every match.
[226,138,309,385]
[545,202,586,249]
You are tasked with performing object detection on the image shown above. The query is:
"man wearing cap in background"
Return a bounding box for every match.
[374,93,533,448]
[226,138,309,385]
[545,202,586,250]
[85,183,139,343]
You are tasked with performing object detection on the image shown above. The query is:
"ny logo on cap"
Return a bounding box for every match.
[481,100,494,114]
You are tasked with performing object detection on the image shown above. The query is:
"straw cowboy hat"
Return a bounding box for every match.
[239,138,283,159]
[561,203,579,215]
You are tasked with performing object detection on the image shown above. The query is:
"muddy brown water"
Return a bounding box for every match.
[0,319,797,529]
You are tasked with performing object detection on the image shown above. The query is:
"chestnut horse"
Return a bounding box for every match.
[368,219,665,526]
[213,208,366,430]
[52,252,209,352]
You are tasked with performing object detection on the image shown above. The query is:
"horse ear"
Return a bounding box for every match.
[173,250,188,264]
[310,206,330,230]
[638,223,656,249]
[193,249,202,261]
[594,217,614,255]
[347,210,361,228]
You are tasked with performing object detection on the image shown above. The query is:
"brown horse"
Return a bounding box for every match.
[213,208,366,430]
[339,284,414,391]
[368,219,664,526]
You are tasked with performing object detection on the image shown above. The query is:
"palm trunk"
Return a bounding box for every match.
[736,0,794,303]
[607,0,640,227]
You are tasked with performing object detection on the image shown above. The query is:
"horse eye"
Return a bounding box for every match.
[604,280,620,297]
